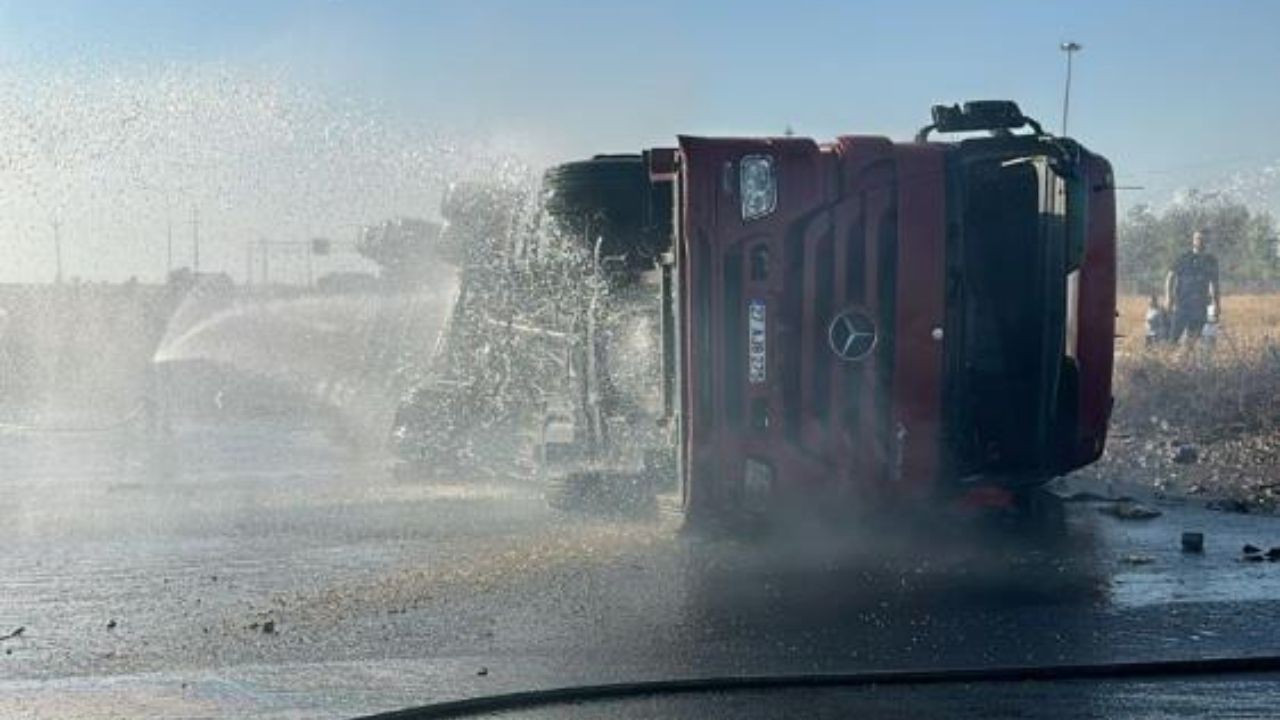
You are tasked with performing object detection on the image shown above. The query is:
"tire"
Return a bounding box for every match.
[545,470,657,517]
[1009,487,1069,541]
[390,384,470,466]
[542,155,672,271]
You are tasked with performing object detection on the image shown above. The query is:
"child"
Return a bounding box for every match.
[1144,294,1169,347]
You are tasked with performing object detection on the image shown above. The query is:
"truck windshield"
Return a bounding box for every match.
[954,151,1071,475]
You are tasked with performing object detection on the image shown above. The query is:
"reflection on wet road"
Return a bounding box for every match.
[3,418,1280,718]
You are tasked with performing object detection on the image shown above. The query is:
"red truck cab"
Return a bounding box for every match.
[660,101,1116,522]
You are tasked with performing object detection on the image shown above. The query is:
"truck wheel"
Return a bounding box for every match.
[390,385,470,471]
[1010,487,1068,538]
[542,154,672,271]
[545,471,657,517]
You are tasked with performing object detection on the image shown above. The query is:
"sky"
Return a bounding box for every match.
[1,0,1279,282]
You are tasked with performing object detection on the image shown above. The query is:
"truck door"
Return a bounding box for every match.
[947,145,1114,482]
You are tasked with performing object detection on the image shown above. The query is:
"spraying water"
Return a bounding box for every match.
[0,61,534,283]
[152,270,459,445]
[1208,159,1280,215]
[0,60,546,443]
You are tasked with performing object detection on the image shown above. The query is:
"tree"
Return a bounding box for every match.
[1118,192,1278,294]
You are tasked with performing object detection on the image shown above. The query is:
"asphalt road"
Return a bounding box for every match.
[3,416,1280,718]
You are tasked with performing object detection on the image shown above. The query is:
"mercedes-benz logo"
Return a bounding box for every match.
[827,308,877,362]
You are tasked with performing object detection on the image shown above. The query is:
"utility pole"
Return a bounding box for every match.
[166,210,173,276]
[1060,41,1082,136]
[190,205,201,275]
[52,218,64,285]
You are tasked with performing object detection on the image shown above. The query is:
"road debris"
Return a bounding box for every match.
[1180,532,1204,553]
[1073,413,1280,515]
[1061,490,1143,505]
[1062,491,1120,503]
[261,620,276,635]
[0,626,25,642]
[106,619,117,630]
[1239,544,1278,562]
[477,667,489,676]
[1121,554,1155,566]
[1098,501,1162,520]
[1171,444,1199,465]
[1206,498,1251,514]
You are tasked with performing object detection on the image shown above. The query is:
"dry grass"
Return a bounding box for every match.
[1116,293,1280,353]
[1077,294,1280,508]
[1113,293,1280,436]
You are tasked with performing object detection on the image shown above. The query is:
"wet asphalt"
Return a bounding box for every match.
[3,417,1280,718]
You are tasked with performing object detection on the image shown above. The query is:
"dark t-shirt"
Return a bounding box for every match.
[1171,251,1218,311]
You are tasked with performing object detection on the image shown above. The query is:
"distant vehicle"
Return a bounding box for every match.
[397,101,1118,525]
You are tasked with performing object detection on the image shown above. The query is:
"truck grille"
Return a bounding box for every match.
[678,135,942,512]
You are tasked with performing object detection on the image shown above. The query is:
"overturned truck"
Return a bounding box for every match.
[395,100,1117,524]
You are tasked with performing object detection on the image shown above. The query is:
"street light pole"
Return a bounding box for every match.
[260,238,270,285]
[166,210,173,277]
[1060,41,1082,136]
[52,218,63,285]
[191,205,201,275]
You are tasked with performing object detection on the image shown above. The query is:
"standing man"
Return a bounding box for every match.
[1165,229,1221,345]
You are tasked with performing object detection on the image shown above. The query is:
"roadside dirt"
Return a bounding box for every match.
[1073,420,1280,514]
